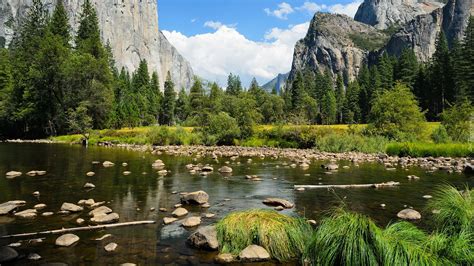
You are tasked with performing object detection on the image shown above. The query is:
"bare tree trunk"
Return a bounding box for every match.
[294,181,400,189]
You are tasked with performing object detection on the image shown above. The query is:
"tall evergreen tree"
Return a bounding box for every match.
[335,74,345,124]
[76,0,103,58]
[226,73,242,95]
[49,0,70,46]
[343,81,361,124]
[189,77,204,112]
[378,53,394,90]
[321,89,337,125]
[132,59,150,92]
[457,16,474,102]
[396,48,418,88]
[175,87,189,123]
[291,72,305,111]
[161,72,176,126]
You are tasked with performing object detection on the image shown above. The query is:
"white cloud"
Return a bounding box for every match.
[328,0,363,17]
[296,2,327,14]
[204,21,223,30]
[264,2,294,20]
[295,1,363,18]
[162,22,310,87]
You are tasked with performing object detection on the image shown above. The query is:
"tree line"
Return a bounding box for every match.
[0,0,472,142]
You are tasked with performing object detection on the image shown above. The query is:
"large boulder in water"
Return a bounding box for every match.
[187,225,218,250]
[239,245,270,262]
[181,191,209,205]
[61,203,83,212]
[91,213,119,224]
[262,198,294,209]
[0,201,26,215]
[0,246,19,263]
[397,209,421,220]
[55,234,80,247]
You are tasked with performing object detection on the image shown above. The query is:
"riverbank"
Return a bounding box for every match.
[3,139,473,175]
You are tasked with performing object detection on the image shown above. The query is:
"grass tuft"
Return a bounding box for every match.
[215,209,312,262]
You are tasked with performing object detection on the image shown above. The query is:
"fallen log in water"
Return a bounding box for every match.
[294,181,400,189]
[0,220,156,239]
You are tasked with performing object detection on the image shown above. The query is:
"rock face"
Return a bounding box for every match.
[262,73,289,94]
[355,0,444,29]
[385,0,473,61]
[288,13,388,84]
[0,0,194,90]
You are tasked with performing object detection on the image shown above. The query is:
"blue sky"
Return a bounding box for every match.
[159,0,363,86]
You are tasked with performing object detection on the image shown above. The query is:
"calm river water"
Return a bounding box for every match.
[0,143,472,265]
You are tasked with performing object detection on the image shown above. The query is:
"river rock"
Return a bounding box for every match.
[103,161,115,167]
[218,166,233,173]
[0,201,26,215]
[61,203,83,213]
[163,217,178,225]
[89,206,112,217]
[464,163,474,175]
[91,213,119,224]
[123,171,131,176]
[262,198,294,209]
[181,191,209,205]
[182,217,201,227]
[215,253,234,264]
[104,242,118,252]
[202,166,214,172]
[55,234,80,247]
[152,160,165,169]
[239,245,270,262]
[34,204,46,210]
[407,175,420,180]
[423,195,433,199]
[86,172,95,177]
[0,246,19,263]
[187,225,218,250]
[84,183,95,189]
[42,212,54,217]
[14,209,37,218]
[32,191,40,197]
[5,171,22,178]
[27,253,41,260]
[76,218,85,225]
[397,209,421,220]
[323,163,339,171]
[172,207,188,217]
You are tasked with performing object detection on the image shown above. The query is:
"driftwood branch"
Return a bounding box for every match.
[0,220,156,239]
[294,181,400,189]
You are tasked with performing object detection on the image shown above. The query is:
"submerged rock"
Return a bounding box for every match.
[103,161,115,167]
[182,217,201,227]
[397,209,421,220]
[215,253,234,264]
[5,171,22,178]
[181,191,209,205]
[89,206,112,217]
[61,203,83,213]
[86,172,95,177]
[262,198,294,209]
[55,234,80,247]
[104,242,118,252]
[323,164,339,171]
[0,246,19,263]
[172,208,188,217]
[0,201,26,215]
[14,209,37,218]
[218,166,233,173]
[27,253,42,261]
[239,245,270,262]
[187,225,218,250]
[163,217,178,225]
[91,213,119,224]
[84,183,96,189]
[34,204,46,210]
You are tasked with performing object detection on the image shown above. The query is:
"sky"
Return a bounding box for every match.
[159,0,363,87]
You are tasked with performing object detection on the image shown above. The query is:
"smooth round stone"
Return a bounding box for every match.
[42,212,54,217]
[0,246,19,263]
[86,172,95,177]
[55,234,80,247]
[28,253,42,260]
[104,242,118,252]
[397,209,421,220]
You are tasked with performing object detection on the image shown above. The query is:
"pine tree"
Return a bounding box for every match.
[189,77,204,111]
[396,48,418,88]
[343,81,361,124]
[378,53,394,90]
[175,87,189,123]
[226,73,242,95]
[76,0,103,58]
[457,16,474,102]
[161,72,176,126]
[49,0,70,46]
[291,72,305,111]
[321,89,337,125]
[430,30,454,118]
[0,49,12,121]
[148,72,162,123]
[209,82,223,113]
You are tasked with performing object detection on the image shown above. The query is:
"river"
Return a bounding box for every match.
[0,143,472,265]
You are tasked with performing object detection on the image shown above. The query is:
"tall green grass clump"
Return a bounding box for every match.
[427,185,473,234]
[304,209,446,265]
[315,134,388,153]
[216,209,312,262]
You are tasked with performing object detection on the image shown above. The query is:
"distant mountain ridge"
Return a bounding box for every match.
[262,73,289,94]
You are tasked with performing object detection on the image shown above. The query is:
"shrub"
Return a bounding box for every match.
[216,209,312,262]
[315,133,388,153]
[386,142,473,157]
[368,83,426,141]
[203,112,240,145]
[431,125,451,144]
[440,100,473,142]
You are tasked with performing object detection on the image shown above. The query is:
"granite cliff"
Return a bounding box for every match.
[0,0,194,90]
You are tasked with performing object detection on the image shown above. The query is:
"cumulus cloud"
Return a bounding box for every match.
[328,0,363,17]
[203,21,223,30]
[295,1,363,18]
[264,2,294,20]
[162,22,310,87]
